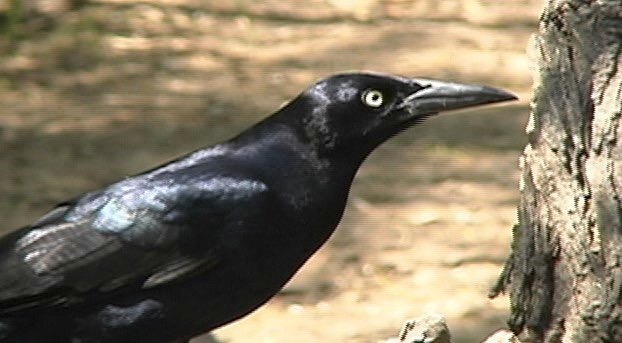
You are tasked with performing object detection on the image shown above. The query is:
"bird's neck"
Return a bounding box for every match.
[234,120,362,181]
[230,122,363,253]
[233,120,363,210]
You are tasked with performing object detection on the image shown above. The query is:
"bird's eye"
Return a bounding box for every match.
[361,89,384,108]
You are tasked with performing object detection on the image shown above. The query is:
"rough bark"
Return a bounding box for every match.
[492,1,622,342]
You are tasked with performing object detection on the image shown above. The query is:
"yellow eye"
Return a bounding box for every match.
[362,89,384,108]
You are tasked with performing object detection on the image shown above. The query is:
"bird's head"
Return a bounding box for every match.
[277,72,516,158]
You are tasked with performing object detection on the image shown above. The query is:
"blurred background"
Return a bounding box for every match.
[0,0,541,342]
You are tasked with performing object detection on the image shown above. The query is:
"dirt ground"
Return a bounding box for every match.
[0,1,542,341]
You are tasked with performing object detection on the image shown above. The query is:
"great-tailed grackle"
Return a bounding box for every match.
[0,72,516,342]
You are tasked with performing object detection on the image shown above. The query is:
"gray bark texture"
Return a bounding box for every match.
[492,1,622,342]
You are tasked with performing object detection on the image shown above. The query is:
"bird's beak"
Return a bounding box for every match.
[398,78,517,117]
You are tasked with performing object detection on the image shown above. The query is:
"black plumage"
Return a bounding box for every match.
[0,72,516,342]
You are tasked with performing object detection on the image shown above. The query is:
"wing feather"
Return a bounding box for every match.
[0,172,269,314]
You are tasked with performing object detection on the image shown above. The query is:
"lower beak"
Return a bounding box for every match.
[400,78,518,116]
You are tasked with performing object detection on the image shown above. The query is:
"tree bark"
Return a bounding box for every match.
[492,1,622,342]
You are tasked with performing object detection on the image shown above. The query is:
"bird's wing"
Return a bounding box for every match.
[0,173,270,313]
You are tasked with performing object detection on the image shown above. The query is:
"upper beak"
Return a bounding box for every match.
[399,78,518,116]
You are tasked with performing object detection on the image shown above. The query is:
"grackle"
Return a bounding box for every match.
[0,72,516,342]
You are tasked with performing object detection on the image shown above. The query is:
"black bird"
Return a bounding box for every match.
[0,72,516,342]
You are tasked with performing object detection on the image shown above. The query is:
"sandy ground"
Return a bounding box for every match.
[0,1,542,341]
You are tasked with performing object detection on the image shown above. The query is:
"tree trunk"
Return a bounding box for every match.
[492,1,622,342]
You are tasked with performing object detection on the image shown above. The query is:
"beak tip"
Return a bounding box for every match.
[488,91,519,105]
